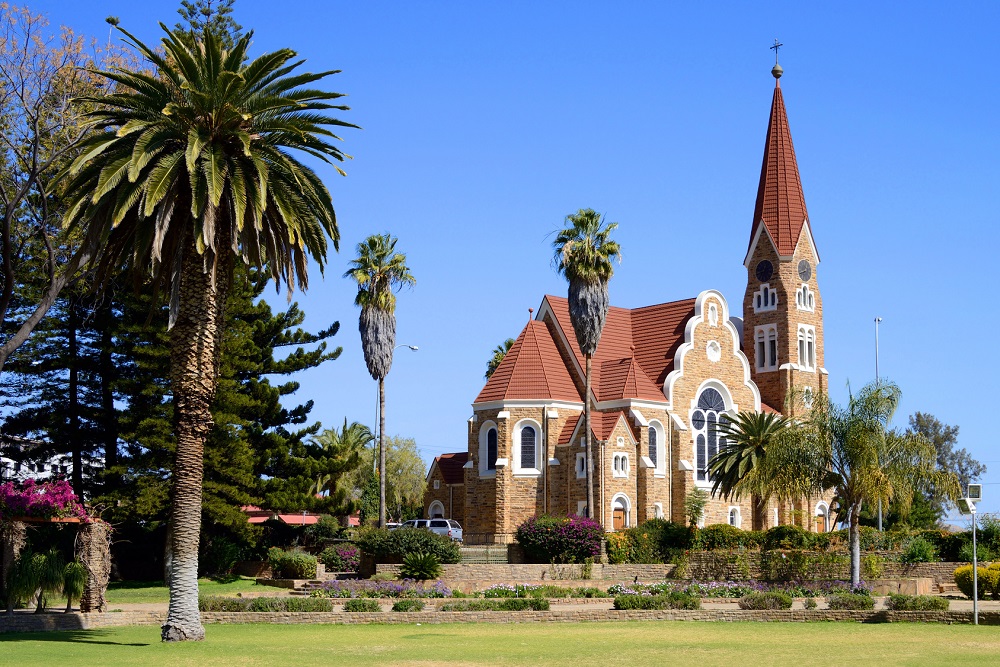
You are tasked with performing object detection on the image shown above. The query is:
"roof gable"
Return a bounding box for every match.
[474,319,581,403]
[432,452,468,485]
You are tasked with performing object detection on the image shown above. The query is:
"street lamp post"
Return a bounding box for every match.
[374,345,419,473]
[875,316,883,532]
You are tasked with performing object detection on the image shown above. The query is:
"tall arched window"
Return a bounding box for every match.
[487,428,498,471]
[692,387,728,482]
[520,425,536,470]
[648,426,657,468]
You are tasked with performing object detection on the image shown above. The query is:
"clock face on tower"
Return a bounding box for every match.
[798,260,812,281]
[755,260,773,282]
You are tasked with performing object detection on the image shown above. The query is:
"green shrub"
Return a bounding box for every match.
[515,514,603,563]
[900,537,938,564]
[199,596,334,612]
[613,592,700,610]
[441,598,549,612]
[738,591,793,610]
[268,547,317,579]
[959,542,995,564]
[885,594,948,611]
[355,527,461,563]
[862,553,885,579]
[400,552,442,580]
[804,597,817,610]
[762,525,812,550]
[953,564,999,600]
[697,524,758,550]
[304,515,345,543]
[826,593,874,610]
[921,529,966,562]
[63,561,87,611]
[391,599,426,612]
[343,598,381,612]
[318,544,360,572]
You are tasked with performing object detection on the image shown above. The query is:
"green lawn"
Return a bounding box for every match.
[105,577,267,604]
[3,621,1000,666]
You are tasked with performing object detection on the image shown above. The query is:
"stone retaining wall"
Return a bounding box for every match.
[4,608,998,633]
[375,563,677,584]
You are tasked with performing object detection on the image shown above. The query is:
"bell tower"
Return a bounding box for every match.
[742,58,827,415]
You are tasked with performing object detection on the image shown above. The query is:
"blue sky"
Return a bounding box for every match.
[28,1,1000,516]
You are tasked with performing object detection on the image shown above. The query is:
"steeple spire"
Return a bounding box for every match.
[748,58,809,258]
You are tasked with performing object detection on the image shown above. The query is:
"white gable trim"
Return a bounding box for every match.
[743,221,778,268]
[795,219,821,264]
[425,459,440,483]
[662,289,761,412]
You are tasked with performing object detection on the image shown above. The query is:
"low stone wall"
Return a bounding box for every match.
[4,607,998,633]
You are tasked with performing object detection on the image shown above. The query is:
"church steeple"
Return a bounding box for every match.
[742,56,826,416]
[747,67,810,259]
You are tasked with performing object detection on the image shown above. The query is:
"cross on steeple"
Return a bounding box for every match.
[770,39,783,64]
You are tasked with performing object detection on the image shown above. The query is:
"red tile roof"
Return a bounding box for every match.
[558,414,582,445]
[434,452,469,485]
[750,82,809,257]
[475,319,581,403]
[592,410,634,441]
[543,295,696,401]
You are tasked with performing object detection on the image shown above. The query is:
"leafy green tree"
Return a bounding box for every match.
[485,337,514,379]
[350,435,426,523]
[60,26,354,641]
[771,381,960,585]
[552,209,620,520]
[709,411,790,529]
[344,234,415,529]
[908,412,985,497]
[176,0,242,48]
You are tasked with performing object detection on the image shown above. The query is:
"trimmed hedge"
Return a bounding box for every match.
[613,593,701,610]
[885,594,949,611]
[391,599,426,612]
[267,548,317,579]
[697,524,764,551]
[440,598,550,612]
[355,527,461,563]
[515,515,603,564]
[344,598,381,612]
[826,593,874,610]
[199,596,333,612]
[738,591,793,610]
[953,564,1000,600]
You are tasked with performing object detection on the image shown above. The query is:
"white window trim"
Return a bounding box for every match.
[478,421,499,477]
[512,418,542,476]
[797,324,817,372]
[795,283,815,312]
[752,283,778,313]
[612,453,630,478]
[754,324,778,372]
[728,506,742,528]
[648,420,666,478]
[690,381,735,490]
[433,479,440,490]
[428,500,445,519]
[654,502,665,520]
[575,452,587,479]
[816,501,831,532]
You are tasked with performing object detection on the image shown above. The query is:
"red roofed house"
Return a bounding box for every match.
[443,66,833,544]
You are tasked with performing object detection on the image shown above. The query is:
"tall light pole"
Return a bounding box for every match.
[374,345,419,473]
[875,317,883,532]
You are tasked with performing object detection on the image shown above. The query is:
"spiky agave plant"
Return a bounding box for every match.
[63,561,87,613]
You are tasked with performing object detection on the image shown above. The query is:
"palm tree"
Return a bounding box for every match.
[60,26,354,641]
[484,338,515,379]
[552,208,621,521]
[307,419,373,513]
[344,234,415,529]
[774,381,959,585]
[709,411,790,529]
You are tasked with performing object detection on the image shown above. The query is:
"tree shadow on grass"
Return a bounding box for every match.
[1,629,150,646]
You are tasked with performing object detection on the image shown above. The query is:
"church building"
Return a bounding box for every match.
[426,64,835,544]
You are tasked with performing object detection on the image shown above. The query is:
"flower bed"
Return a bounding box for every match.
[0,479,89,522]
[309,579,451,599]
[606,580,873,599]
[479,583,609,599]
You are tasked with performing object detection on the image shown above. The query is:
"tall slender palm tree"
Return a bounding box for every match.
[344,234,414,529]
[553,209,620,522]
[484,337,515,379]
[60,26,355,641]
[708,411,790,529]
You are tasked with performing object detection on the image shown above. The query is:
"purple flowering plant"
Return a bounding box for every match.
[515,514,603,564]
[309,578,451,599]
[0,479,88,521]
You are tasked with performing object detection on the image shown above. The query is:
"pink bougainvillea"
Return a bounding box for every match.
[0,479,89,521]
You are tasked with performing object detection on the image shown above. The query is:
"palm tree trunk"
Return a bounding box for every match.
[378,377,387,528]
[849,502,862,586]
[161,239,228,642]
[585,354,595,522]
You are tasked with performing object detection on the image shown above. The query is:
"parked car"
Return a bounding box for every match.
[386,522,402,530]
[401,518,463,542]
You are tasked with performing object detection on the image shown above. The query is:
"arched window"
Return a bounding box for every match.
[478,422,499,475]
[728,507,741,528]
[797,325,816,371]
[612,494,631,530]
[520,426,536,469]
[428,500,445,519]
[693,387,729,482]
[613,453,629,478]
[487,428,498,471]
[816,502,830,533]
[648,426,657,468]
